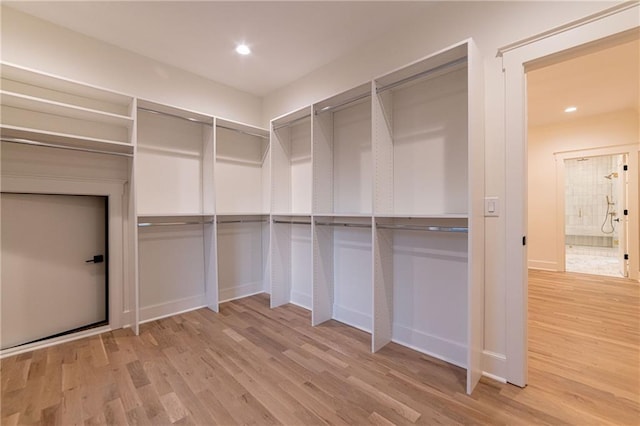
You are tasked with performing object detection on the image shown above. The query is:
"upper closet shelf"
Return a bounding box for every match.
[272,109,311,131]
[216,118,269,166]
[374,43,467,92]
[1,90,134,129]
[137,214,215,228]
[374,213,468,219]
[1,62,133,114]
[314,82,371,115]
[0,125,134,156]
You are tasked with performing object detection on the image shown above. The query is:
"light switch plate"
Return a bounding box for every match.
[484,196,499,217]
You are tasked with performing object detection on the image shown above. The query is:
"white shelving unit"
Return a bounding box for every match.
[136,100,214,215]
[270,109,313,310]
[215,118,270,215]
[270,215,313,309]
[0,62,135,155]
[312,215,373,336]
[1,38,484,394]
[271,107,313,215]
[371,40,484,394]
[215,120,270,303]
[216,214,269,302]
[313,83,373,215]
[136,101,217,320]
[137,215,216,320]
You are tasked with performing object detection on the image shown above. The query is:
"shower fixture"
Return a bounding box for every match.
[601,195,617,234]
[604,172,618,179]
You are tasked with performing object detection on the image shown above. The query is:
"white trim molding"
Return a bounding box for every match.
[501,2,639,388]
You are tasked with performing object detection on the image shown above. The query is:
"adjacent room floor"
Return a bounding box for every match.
[1,270,638,424]
[565,244,623,277]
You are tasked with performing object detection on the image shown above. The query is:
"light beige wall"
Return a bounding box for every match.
[0,7,262,126]
[528,109,639,270]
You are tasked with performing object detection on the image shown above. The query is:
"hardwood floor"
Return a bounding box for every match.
[2,270,638,425]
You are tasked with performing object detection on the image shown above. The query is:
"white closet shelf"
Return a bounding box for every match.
[216,118,268,138]
[272,107,311,131]
[374,43,467,92]
[0,125,133,155]
[271,212,312,217]
[313,213,373,218]
[1,91,134,128]
[374,213,468,219]
[314,82,372,115]
[137,214,214,228]
[215,154,266,166]
[138,214,214,220]
[216,212,270,217]
[136,144,202,158]
[1,62,133,107]
[138,101,213,126]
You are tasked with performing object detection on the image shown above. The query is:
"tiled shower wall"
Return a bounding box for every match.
[565,155,621,247]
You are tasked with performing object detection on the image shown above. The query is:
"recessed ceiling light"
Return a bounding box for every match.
[564,106,577,113]
[235,44,251,55]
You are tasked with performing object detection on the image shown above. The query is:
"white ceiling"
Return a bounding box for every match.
[5,1,435,97]
[7,1,639,126]
[527,38,639,127]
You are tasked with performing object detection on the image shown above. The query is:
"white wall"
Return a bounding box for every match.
[261,0,619,376]
[1,0,627,379]
[0,6,262,126]
[528,109,639,269]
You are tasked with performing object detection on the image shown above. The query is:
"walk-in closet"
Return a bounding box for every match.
[1,38,484,394]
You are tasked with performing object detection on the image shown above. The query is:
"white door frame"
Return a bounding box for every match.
[500,2,639,387]
[1,175,127,351]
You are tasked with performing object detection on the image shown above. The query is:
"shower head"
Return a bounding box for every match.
[604,172,618,180]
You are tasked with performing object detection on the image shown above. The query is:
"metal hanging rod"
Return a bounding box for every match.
[138,106,213,126]
[273,219,311,225]
[216,124,269,140]
[315,221,371,229]
[1,137,133,158]
[376,224,468,233]
[272,114,311,131]
[376,56,468,94]
[138,220,214,227]
[315,91,371,115]
[217,219,267,224]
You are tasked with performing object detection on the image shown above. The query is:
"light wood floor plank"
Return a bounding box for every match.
[2,270,638,424]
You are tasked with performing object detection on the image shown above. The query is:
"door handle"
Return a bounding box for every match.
[85,255,104,264]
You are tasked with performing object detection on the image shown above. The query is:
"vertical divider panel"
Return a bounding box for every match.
[272,125,292,213]
[203,123,217,312]
[270,219,291,307]
[204,219,218,312]
[312,220,334,325]
[373,88,394,215]
[130,98,140,335]
[466,39,485,394]
[372,220,393,351]
[312,111,334,214]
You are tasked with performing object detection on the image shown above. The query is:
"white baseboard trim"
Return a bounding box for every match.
[482,371,507,383]
[482,350,507,382]
[392,324,467,369]
[219,290,265,304]
[291,291,312,310]
[333,305,371,333]
[0,325,112,359]
[139,294,207,323]
[528,259,558,271]
[219,282,264,303]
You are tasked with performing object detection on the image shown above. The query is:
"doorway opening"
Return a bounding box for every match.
[0,193,109,350]
[564,153,628,277]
